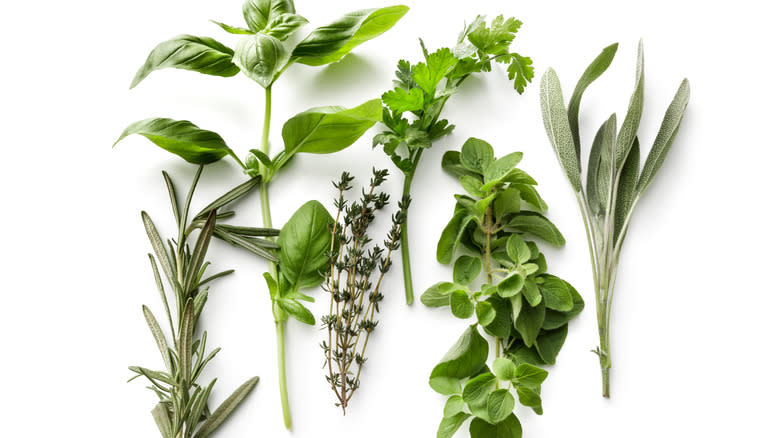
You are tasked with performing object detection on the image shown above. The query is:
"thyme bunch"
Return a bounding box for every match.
[322,169,410,413]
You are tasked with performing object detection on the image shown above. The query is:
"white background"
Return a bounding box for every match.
[1,0,778,436]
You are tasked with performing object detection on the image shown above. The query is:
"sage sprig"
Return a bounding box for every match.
[322,170,410,413]
[116,0,407,428]
[539,41,690,397]
[374,15,535,304]
[130,168,268,438]
[422,138,582,438]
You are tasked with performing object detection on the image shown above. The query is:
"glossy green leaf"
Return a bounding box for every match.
[460,138,495,174]
[469,414,523,438]
[504,212,565,246]
[437,412,471,438]
[278,200,333,291]
[130,35,239,88]
[513,364,548,388]
[454,255,481,285]
[476,301,496,326]
[568,43,618,156]
[265,13,308,41]
[636,78,690,195]
[443,395,465,418]
[282,99,382,158]
[242,0,295,32]
[540,68,581,190]
[193,376,259,438]
[535,325,568,365]
[615,41,645,170]
[115,118,238,165]
[430,325,489,395]
[516,295,544,347]
[450,289,475,319]
[492,357,515,381]
[539,276,573,312]
[233,33,288,88]
[293,6,409,66]
[413,48,458,96]
[487,389,515,423]
[276,298,315,325]
[210,20,253,35]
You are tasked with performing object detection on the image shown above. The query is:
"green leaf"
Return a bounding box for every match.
[282,99,382,158]
[178,300,195,384]
[429,325,489,395]
[462,372,496,419]
[459,175,484,198]
[492,357,515,381]
[382,87,425,113]
[442,151,480,179]
[614,137,640,244]
[615,41,645,170]
[568,43,618,157]
[514,386,541,409]
[436,209,477,264]
[484,152,524,184]
[142,306,172,374]
[516,295,544,347]
[636,78,690,195]
[507,53,534,94]
[586,114,617,217]
[539,276,573,312]
[450,289,475,319]
[130,35,239,88]
[535,325,568,365]
[233,33,288,88]
[210,20,253,35]
[193,376,259,438]
[276,298,315,325]
[460,138,495,174]
[540,68,581,190]
[522,277,542,307]
[413,47,459,96]
[443,395,465,418]
[193,177,262,220]
[151,403,173,438]
[467,15,522,55]
[115,118,237,165]
[476,301,496,326]
[293,6,409,66]
[454,255,481,285]
[184,210,217,292]
[242,0,295,32]
[141,212,176,290]
[265,13,308,41]
[542,281,583,330]
[278,200,333,291]
[504,212,565,247]
[506,235,531,264]
[469,414,523,438]
[484,296,511,338]
[487,389,515,423]
[437,412,471,438]
[513,364,548,387]
[497,274,523,298]
[421,282,464,307]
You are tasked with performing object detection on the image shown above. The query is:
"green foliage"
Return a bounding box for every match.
[130,171,262,438]
[373,15,535,304]
[539,41,690,396]
[424,138,583,437]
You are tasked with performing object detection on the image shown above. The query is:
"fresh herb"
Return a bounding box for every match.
[321,170,410,413]
[115,0,408,428]
[422,138,583,437]
[539,41,690,397]
[130,168,271,438]
[374,15,535,304]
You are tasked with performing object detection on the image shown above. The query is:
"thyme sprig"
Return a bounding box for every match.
[322,169,410,413]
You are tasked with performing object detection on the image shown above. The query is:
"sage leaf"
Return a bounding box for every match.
[636,78,691,195]
[614,136,640,243]
[292,6,409,66]
[130,35,239,89]
[487,389,514,423]
[115,118,238,165]
[278,200,333,291]
[242,0,295,32]
[437,412,471,438]
[429,325,489,395]
[234,33,289,88]
[586,114,617,217]
[615,41,645,170]
[540,68,581,190]
[569,43,619,156]
[193,376,259,438]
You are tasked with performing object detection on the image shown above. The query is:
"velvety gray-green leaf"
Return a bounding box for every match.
[193,376,259,438]
[586,114,616,217]
[615,41,645,170]
[142,305,172,373]
[292,6,409,66]
[569,43,618,156]
[614,136,640,244]
[130,35,239,88]
[540,68,581,190]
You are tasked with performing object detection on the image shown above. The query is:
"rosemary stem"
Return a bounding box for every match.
[400,150,422,305]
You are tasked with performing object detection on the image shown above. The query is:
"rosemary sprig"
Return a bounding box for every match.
[322,169,410,413]
[129,168,265,438]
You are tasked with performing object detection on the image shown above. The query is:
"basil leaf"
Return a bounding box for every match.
[130,35,238,89]
[278,200,333,292]
[242,0,295,32]
[265,13,308,41]
[210,20,253,35]
[234,33,289,88]
[292,6,409,66]
[114,118,237,165]
[429,325,489,395]
[540,68,581,190]
[275,298,315,325]
[282,99,382,158]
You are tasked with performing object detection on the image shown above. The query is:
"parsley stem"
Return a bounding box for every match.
[400,149,422,304]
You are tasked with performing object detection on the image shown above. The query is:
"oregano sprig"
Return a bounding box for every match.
[130,168,265,438]
[321,170,410,413]
[539,41,690,397]
[421,138,583,438]
[374,15,535,304]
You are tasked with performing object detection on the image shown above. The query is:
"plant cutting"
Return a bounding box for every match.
[130,168,273,438]
[321,169,410,413]
[539,41,690,397]
[421,138,583,438]
[116,0,408,428]
[374,15,535,304]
